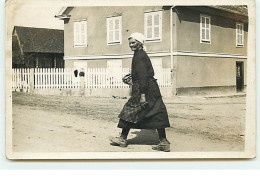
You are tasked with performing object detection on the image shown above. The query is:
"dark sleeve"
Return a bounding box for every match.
[134,54,149,94]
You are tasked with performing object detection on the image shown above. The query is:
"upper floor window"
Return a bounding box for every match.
[74,20,87,47]
[107,16,122,45]
[200,15,211,44]
[236,22,244,47]
[144,11,162,42]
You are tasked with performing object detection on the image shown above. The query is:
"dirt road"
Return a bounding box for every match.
[12,92,245,152]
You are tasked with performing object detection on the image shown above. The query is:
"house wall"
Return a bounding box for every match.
[175,7,248,55]
[172,6,248,95]
[64,6,171,58]
[175,56,247,95]
[65,58,132,68]
[65,55,171,69]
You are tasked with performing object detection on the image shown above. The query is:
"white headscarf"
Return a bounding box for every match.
[128,32,145,44]
[128,32,147,51]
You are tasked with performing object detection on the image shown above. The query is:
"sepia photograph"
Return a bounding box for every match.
[5,0,256,159]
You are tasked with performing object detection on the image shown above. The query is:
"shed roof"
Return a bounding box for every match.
[13,26,64,53]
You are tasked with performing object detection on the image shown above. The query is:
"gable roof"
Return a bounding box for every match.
[13,26,64,54]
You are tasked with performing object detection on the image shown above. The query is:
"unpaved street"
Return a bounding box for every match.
[12,92,245,152]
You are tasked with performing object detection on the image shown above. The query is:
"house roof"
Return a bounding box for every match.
[57,6,248,17]
[13,26,64,54]
[55,7,73,19]
[212,5,248,16]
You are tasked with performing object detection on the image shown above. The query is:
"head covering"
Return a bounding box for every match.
[128,32,145,44]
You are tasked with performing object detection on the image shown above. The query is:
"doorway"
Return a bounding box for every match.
[236,62,244,92]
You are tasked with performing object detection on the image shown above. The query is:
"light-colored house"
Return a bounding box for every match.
[56,6,248,96]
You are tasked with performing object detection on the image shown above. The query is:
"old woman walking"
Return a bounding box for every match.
[109,32,171,152]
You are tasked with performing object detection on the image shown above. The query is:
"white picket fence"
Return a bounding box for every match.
[12,68,172,91]
[155,69,172,87]
[12,68,31,92]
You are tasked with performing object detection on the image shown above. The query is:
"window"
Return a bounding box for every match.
[236,22,244,47]
[107,16,122,45]
[144,11,162,42]
[74,21,87,47]
[200,15,211,43]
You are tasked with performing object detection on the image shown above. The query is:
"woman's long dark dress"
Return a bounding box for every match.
[118,49,170,129]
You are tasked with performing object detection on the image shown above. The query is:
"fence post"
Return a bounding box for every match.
[29,68,34,93]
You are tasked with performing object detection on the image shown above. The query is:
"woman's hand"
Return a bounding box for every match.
[140,94,148,108]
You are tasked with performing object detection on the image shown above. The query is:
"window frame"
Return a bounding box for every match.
[73,20,87,47]
[236,22,244,47]
[200,14,211,44]
[144,10,163,43]
[106,16,122,45]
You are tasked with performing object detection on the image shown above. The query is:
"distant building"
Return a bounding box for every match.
[12,26,64,68]
[56,6,248,95]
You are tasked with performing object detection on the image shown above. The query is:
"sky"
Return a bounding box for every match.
[12,3,64,29]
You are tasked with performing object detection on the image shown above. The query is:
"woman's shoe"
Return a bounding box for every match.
[152,138,170,152]
[109,136,128,147]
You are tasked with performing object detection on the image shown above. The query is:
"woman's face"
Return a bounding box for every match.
[129,38,142,51]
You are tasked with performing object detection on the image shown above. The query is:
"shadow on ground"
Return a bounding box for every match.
[127,129,159,145]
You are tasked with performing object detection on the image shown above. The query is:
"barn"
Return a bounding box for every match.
[12,26,64,68]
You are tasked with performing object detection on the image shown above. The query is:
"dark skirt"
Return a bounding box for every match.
[118,79,170,129]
